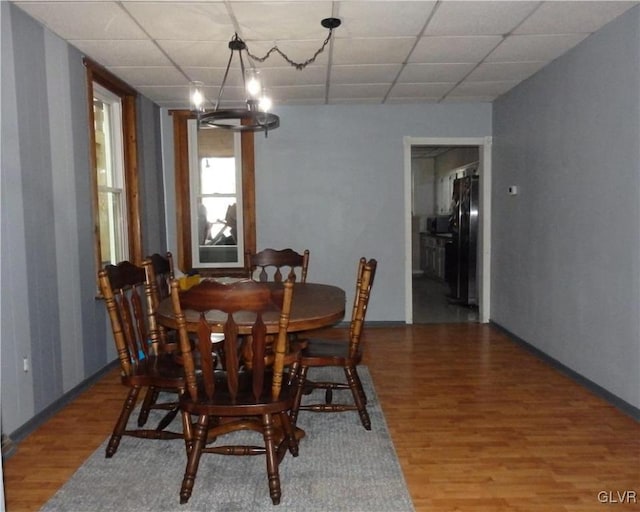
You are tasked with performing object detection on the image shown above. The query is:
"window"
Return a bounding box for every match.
[189,122,245,268]
[171,111,256,276]
[94,84,128,265]
[85,58,142,275]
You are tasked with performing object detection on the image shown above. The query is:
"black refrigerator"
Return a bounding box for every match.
[446,175,479,306]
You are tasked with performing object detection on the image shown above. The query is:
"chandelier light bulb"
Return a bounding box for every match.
[245,70,262,99]
[192,90,203,107]
[190,81,205,112]
[258,91,272,113]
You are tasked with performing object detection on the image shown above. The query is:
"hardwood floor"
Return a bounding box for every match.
[412,275,479,323]
[4,324,639,511]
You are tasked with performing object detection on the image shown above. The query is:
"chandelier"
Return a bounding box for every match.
[189,17,341,137]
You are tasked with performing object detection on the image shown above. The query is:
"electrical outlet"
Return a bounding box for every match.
[23,357,29,373]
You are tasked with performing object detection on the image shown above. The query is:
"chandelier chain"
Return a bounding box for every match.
[245,29,335,70]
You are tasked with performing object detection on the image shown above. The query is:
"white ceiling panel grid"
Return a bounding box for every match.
[12,0,639,107]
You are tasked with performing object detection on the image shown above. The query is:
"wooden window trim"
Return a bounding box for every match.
[84,58,142,276]
[170,110,256,277]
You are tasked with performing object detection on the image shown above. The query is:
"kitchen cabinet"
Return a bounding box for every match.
[420,233,450,280]
[420,233,428,273]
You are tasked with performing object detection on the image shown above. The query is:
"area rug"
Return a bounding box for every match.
[40,367,415,512]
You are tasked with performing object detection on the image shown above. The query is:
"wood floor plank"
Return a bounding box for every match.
[3,324,639,511]
[362,325,639,512]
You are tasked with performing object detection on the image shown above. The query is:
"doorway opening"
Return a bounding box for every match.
[403,137,492,324]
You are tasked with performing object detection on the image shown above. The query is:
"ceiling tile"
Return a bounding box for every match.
[124,2,233,41]
[270,85,326,101]
[410,36,503,63]
[330,97,385,105]
[386,97,440,104]
[259,66,328,87]
[154,84,247,108]
[240,39,331,67]
[330,83,391,99]
[11,0,640,108]
[398,63,477,83]
[332,37,416,65]
[514,1,638,35]
[486,34,588,62]
[136,85,192,103]
[331,64,402,84]
[107,66,187,87]
[210,87,249,106]
[182,65,327,89]
[335,2,436,37]
[465,61,547,82]
[425,1,539,36]
[440,96,495,103]
[14,1,147,40]
[279,98,327,106]
[164,84,246,108]
[230,1,333,41]
[158,41,229,68]
[71,40,173,66]
[447,80,520,97]
[183,67,244,88]
[389,82,456,99]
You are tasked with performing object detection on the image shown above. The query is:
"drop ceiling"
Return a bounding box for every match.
[12,1,639,108]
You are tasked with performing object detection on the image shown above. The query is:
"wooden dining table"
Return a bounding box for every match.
[156,280,345,442]
[156,281,346,334]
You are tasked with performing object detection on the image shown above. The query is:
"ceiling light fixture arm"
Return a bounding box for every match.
[215,34,245,110]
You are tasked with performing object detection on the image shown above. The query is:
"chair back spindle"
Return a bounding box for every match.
[143,252,176,354]
[147,252,174,304]
[349,258,377,359]
[247,248,309,283]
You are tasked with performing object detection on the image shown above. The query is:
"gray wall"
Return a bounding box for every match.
[161,103,492,321]
[492,6,640,409]
[252,104,492,320]
[1,3,166,435]
[139,98,168,255]
[5,0,638,440]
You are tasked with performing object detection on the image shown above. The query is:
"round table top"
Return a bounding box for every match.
[157,281,346,334]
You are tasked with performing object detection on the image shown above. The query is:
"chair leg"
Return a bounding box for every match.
[345,367,371,430]
[137,386,159,427]
[106,386,141,458]
[287,360,299,387]
[155,405,180,431]
[351,366,368,405]
[278,410,299,457]
[180,414,208,504]
[181,408,194,454]
[262,413,282,505]
[325,387,334,404]
[290,365,309,428]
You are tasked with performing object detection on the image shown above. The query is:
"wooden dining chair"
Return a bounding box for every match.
[170,278,299,505]
[290,258,377,430]
[135,252,180,428]
[98,261,185,458]
[146,252,174,302]
[248,248,310,283]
